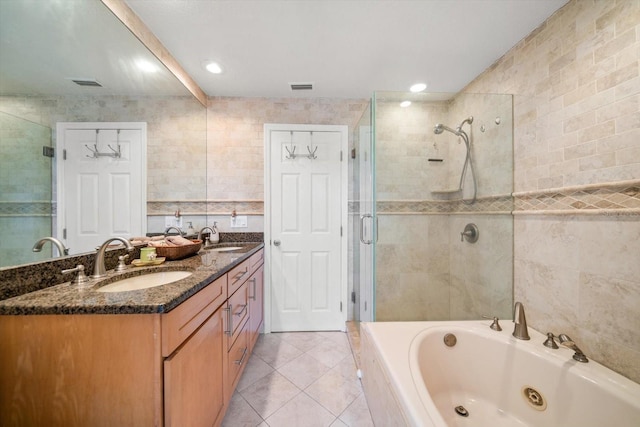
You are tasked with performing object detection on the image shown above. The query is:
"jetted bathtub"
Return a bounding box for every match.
[360,321,640,426]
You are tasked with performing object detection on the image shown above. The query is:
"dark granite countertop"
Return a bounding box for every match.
[0,243,263,316]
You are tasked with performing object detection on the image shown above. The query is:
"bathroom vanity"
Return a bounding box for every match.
[0,244,264,427]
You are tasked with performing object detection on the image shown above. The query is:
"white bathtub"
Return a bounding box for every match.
[360,321,640,427]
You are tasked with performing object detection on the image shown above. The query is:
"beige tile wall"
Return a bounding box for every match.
[206,97,368,201]
[464,0,640,381]
[0,95,207,202]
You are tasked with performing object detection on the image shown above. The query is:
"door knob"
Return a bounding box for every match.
[273,239,281,246]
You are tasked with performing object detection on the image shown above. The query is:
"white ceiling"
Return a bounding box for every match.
[125,0,569,99]
[0,0,189,97]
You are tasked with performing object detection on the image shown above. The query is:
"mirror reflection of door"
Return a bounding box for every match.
[56,122,146,255]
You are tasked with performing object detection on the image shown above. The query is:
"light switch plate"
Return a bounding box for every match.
[230,215,248,228]
[165,216,183,228]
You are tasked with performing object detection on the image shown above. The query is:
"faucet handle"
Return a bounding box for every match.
[543,332,559,349]
[115,254,129,272]
[482,315,502,331]
[62,264,91,287]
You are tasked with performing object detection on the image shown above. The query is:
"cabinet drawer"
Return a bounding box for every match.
[226,318,249,399]
[228,259,251,296]
[225,282,248,350]
[162,275,228,357]
[249,249,264,273]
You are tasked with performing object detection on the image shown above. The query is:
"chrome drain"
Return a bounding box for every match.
[454,405,469,417]
[443,333,457,347]
[522,386,547,411]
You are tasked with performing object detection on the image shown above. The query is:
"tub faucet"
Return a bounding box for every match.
[558,334,589,363]
[32,237,69,257]
[512,302,530,340]
[92,237,134,279]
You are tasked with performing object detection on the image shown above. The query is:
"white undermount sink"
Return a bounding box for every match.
[206,246,244,252]
[96,271,192,293]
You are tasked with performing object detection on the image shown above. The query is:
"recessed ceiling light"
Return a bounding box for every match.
[205,61,223,74]
[137,60,158,73]
[410,83,427,93]
[400,101,412,108]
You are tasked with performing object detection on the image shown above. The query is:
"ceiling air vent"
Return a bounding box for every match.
[71,78,103,87]
[290,82,313,91]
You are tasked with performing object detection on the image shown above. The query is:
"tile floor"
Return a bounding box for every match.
[221,330,373,427]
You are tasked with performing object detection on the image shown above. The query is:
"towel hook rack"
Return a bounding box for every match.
[306,131,317,159]
[285,131,297,159]
[85,129,121,159]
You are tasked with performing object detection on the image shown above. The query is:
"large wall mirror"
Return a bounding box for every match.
[0,0,207,268]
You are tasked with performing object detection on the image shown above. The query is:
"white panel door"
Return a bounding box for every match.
[269,127,344,331]
[57,123,146,255]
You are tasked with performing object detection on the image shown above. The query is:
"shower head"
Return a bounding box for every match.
[434,123,460,136]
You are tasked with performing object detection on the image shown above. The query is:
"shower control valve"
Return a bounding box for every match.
[460,223,479,243]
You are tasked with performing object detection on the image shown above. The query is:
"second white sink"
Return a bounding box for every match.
[206,246,244,252]
[97,271,192,293]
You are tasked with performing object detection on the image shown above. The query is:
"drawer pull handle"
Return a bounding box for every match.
[249,278,257,301]
[234,347,248,365]
[235,304,247,317]
[231,268,248,283]
[224,304,233,336]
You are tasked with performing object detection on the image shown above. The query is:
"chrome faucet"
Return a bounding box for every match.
[512,301,530,340]
[32,237,69,257]
[543,333,589,363]
[92,237,134,279]
[197,226,215,245]
[164,226,184,236]
[558,334,589,363]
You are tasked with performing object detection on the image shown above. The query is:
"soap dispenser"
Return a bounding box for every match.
[210,221,220,244]
[186,221,196,237]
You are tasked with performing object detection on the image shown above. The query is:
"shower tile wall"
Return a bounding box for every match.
[375,97,513,321]
[463,0,640,382]
[0,113,52,267]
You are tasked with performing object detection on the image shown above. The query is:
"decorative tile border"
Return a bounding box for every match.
[0,201,52,217]
[351,181,640,216]
[513,180,640,216]
[147,200,264,216]
[372,195,513,215]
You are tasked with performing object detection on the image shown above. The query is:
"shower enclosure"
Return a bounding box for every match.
[352,91,513,324]
[0,112,53,267]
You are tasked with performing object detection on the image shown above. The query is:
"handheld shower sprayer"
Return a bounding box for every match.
[433,116,477,204]
[433,123,459,136]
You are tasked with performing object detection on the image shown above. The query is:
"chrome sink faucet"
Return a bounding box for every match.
[164,226,184,236]
[92,237,134,279]
[512,301,530,340]
[197,226,215,245]
[32,237,69,257]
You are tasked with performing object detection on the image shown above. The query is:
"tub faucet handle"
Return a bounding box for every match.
[543,332,559,349]
[482,315,502,331]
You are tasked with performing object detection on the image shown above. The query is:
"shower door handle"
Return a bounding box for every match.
[360,214,373,245]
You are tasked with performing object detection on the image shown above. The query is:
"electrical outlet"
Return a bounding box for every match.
[230,215,248,228]
[165,216,183,228]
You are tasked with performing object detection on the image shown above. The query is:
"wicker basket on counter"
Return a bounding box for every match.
[154,239,202,260]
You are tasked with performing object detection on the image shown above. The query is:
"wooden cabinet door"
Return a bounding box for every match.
[248,264,264,350]
[164,308,225,427]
